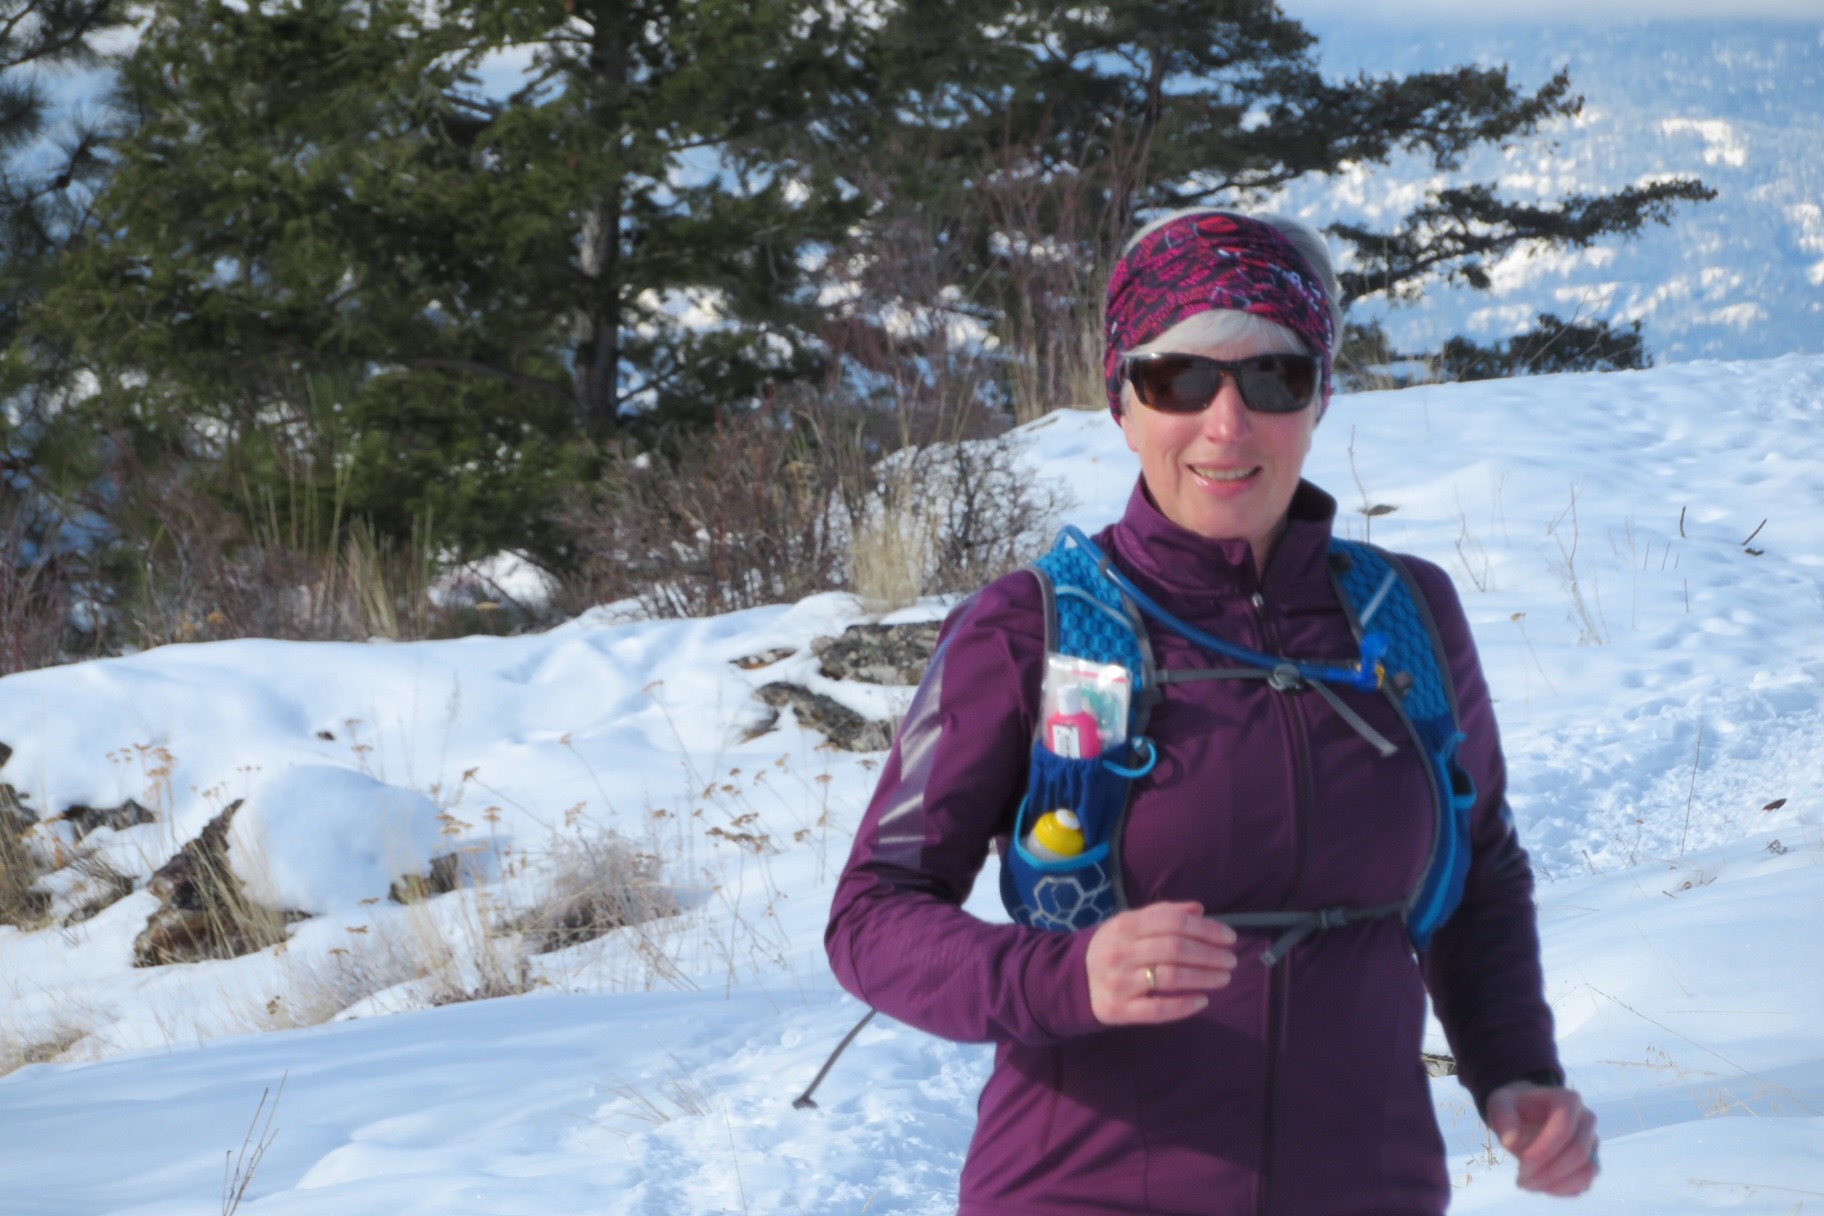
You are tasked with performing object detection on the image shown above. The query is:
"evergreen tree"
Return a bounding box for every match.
[838,0,1712,402]
[34,0,1716,564]
[1434,313,1652,382]
[38,0,882,558]
[2,0,125,573]
[0,0,122,349]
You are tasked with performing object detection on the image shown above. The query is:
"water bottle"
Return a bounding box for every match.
[1024,808,1086,861]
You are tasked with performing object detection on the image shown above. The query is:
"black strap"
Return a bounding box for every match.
[1213,901,1409,967]
[1156,666,1399,758]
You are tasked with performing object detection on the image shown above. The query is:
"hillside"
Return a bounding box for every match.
[1288,18,1824,364]
[3,356,1824,1213]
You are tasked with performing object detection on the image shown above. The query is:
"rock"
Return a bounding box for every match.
[737,704,781,744]
[0,740,11,768]
[811,622,941,686]
[57,799,155,839]
[731,646,796,671]
[388,852,467,903]
[133,801,297,967]
[755,683,896,753]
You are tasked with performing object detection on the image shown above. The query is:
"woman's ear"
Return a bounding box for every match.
[1117,404,1141,454]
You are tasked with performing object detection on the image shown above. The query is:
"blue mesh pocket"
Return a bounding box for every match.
[1000,741,1136,932]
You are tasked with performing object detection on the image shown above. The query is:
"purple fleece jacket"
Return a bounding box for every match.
[825,479,1562,1216]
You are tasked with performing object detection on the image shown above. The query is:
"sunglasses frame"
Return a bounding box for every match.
[1123,352,1322,416]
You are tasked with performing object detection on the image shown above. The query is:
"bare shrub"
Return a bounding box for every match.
[761,196,1076,611]
[978,120,1135,423]
[850,434,1068,609]
[553,404,847,619]
[0,495,103,676]
[112,455,443,647]
[553,389,1066,619]
[514,831,679,956]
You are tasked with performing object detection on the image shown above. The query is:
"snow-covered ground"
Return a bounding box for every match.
[3,355,1824,1213]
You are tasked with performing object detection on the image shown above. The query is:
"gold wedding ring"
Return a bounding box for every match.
[1144,964,1157,993]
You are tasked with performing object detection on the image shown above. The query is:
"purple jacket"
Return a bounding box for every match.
[825,479,1562,1216]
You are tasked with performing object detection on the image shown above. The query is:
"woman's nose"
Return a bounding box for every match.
[1200,373,1253,439]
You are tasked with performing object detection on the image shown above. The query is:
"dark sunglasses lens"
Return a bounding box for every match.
[1129,354,1318,414]
[1130,356,1220,414]
[1235,355,1316,413]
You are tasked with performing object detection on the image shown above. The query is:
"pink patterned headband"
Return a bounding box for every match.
[1103,212,1336,416]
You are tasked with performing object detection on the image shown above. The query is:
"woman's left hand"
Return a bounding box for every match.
[1485,1080,1599,1196]
[1083,901,1239,1026]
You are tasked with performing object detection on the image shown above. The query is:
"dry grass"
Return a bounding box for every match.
[222,1075,285,1216]
[120,461,445,648]
[263,928,427,1029]
[515,831,680,957]
[0,1018,87,1078]
[601,1063,713,1133]
[58,850,137,927]
[848,435,1067,610]
[0,796,53,931]
[848,473,941,612]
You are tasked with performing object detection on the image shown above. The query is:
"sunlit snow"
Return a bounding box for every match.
[4,355,1824,1213]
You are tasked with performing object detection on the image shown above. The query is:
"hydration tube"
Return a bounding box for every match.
[1057,526,1387,692]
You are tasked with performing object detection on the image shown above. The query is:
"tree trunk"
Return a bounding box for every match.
[575,3,629,431]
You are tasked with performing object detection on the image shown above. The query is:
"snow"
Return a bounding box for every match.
[4,354,1824,1212]
[227,766,448,916]
[1283,19,1824,364]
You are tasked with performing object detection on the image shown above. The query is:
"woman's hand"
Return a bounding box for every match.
[1485,1080,1599,1196]
[1084,901,1239,1026]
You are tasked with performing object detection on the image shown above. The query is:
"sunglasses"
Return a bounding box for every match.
[1123,352,1321,416]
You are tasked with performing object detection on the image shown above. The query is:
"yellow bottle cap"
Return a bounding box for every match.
[1031,809,1085,857]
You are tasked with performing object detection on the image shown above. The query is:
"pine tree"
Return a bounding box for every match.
[39,0,881,557]
[2,0,126,575]
[837,0,1712,401]
[0,0,122,349]
[34,0,1717,564]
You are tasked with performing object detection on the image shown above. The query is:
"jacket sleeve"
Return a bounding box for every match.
[1406,558,1566,1113]
[823,572,1106,1046]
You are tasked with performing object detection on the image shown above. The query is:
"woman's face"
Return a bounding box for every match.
[1117,330,1318,572]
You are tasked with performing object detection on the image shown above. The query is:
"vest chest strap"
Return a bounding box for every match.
[1215,901,1410,966]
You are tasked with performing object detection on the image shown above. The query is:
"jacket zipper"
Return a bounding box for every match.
[1250,587,1316,1216]
[1260,958,1289,1216]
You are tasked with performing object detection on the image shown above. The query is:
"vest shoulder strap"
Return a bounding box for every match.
[1328,538,1477,951]
[1029,536,1148,696]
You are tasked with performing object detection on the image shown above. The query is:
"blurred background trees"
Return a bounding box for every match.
[0,0,1712,663]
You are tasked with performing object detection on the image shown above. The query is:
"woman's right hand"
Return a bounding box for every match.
[1085,901,1240,1025]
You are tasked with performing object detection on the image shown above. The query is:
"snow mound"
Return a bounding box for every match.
[227,765,446,914]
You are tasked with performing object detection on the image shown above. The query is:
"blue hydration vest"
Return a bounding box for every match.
[999,527,1478,962]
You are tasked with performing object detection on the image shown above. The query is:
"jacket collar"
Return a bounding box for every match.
[1108,476,1341,609]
